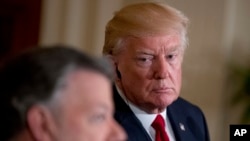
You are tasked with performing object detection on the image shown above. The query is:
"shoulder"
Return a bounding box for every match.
[168,97,208,129]
[168,98,210,141]
[169,97,205,116]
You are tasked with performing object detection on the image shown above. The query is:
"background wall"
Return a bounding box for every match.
[39,0,250,141]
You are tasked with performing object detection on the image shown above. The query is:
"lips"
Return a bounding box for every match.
[152,87,173,93]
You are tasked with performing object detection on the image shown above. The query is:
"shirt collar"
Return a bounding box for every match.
[115,84,167,131]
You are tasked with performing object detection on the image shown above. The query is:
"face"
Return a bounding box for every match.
[51,70,126,141]
[115,34,184,113]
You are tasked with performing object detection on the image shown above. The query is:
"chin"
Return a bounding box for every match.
[156,96,178,107]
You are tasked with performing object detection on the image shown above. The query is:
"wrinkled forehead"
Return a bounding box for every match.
[121,31,184,47]
[123,33,184,50]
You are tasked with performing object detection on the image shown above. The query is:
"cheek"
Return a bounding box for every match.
[173,66,182,92]
[73,120,106,141]
[171,62,182,80]
[119,59,152,97]
[121,61,147,83]
[69,118,87,134]
[176,67,182,80]
[57,112,92,140]
[178,66,182,81]
[82,122,112,141]
[123,67,150,90]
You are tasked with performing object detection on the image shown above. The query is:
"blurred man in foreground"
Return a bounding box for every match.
[1,46,126,141]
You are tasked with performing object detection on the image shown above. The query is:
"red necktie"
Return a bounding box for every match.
[151,114,170,141]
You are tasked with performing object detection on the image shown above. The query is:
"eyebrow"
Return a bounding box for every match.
[135,49,154,55]
[96,103,112,112]
[165,45,181,52]
[135,46,181,55]
[136,52,154,56]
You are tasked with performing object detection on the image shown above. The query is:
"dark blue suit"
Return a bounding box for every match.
[113,87,210,141]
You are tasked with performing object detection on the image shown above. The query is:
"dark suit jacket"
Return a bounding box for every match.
[113,86,210,141]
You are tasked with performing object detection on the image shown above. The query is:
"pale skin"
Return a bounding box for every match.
[21,70,126,141]
[114,34,184,114]
[50,70,126,141]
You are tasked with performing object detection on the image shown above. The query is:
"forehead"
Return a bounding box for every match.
[124,34,182,53]
[58,70,112,110]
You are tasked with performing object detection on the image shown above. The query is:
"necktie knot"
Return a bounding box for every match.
[151,114,169,141]
[152,114,165,130]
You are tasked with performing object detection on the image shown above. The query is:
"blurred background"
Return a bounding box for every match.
[0,0,249,140]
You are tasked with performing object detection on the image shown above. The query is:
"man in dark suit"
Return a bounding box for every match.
[102,2,210,141]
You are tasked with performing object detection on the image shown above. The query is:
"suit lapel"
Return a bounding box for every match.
[167,98,199,141]
[113,86,152,141]
[167,105,186,141]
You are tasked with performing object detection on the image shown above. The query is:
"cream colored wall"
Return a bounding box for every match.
[39,0,123,55]
[222,0,250,140]
[39,0,250,141]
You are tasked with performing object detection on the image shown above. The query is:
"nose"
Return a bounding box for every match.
[153,56,169,79]
[108,119,127,141]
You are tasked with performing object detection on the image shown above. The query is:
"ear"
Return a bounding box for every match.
[105,55,116,67]
[26,105,57,141]
[105,55,121,79]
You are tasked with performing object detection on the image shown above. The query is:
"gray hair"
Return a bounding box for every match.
[1,45,113,141]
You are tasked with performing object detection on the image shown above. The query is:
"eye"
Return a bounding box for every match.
[89,113,107,123]
[137,57,151,62]
[166,53,178,61]
[167,54,175,59]
[135,55,154,67]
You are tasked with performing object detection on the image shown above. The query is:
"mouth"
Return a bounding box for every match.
[152,88,173,94]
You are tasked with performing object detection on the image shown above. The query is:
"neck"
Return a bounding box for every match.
[135,103,166,114]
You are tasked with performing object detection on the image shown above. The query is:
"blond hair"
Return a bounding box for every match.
[102,2,189,56]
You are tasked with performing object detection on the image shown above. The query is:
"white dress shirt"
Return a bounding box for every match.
[116,85,176,141]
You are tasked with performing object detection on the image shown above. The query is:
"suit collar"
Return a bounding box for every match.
[167,98,195,141]
[113,85,152,141]
[167,104,185,141]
